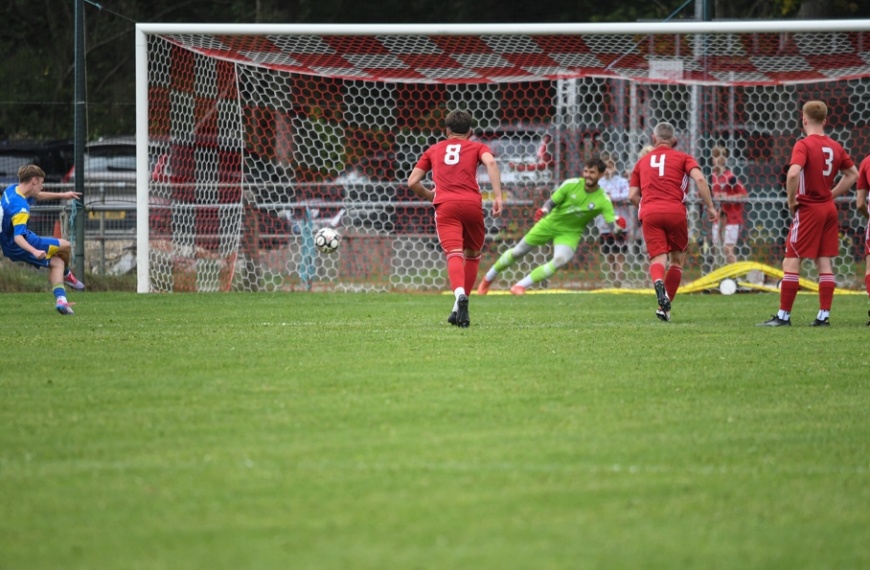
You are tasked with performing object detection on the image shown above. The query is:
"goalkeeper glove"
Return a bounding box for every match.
[534,208,547,222]
[613,216,626,235]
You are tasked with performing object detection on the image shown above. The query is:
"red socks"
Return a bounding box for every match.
[818,273,835,311]
[650,262,666,284]
[464,254,481,293]
[446,252,465,292]
[665,266,682,302]
[780,272,800,312]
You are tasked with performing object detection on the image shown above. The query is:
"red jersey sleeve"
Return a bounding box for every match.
[857,155,870,191]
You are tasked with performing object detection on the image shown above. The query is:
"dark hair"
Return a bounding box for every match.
[445,110,473,135]
[585,157,606,172]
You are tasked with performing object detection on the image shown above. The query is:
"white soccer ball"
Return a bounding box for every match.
[719,278,737,295]
[314,227,341,254]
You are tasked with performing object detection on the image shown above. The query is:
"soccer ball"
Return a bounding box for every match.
[314,227,341,254]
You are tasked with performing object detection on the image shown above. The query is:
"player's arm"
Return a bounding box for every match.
[11,218,45,259]
[407,167,435,202]
[785,163,802,213]
[628,185,641,208]
[535,197,557,222]
[481,151,503,217]
[599,198,624,234]
[690,167,718,224]
[857,188,869,218]
[534,181,568,221]
[831,164,858,199]
[36,190,81,201]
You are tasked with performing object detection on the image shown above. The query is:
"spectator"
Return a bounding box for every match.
[594,157,633,285]
[710,145,748,265]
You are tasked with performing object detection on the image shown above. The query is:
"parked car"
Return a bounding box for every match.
[64,136,138,232]
[0,139,74,235]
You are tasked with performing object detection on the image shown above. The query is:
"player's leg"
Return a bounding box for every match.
[512,240,577,295]
[41,239,77,315]
[761,208,820,326]
[723,224,739,265]
[478,239,534,294]
[48,256,74,315]
[479,221,553,294]
[810,205,839,326]
[865,252,870,326]
[711,221,722,263]
[461,206,487,298]
[811,256,835,326]
[55,238,85,290]
[641,214,671,317]
[434,202,468,326]
[664,249,686,305]
[662,215,689,308]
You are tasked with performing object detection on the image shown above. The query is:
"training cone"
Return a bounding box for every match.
[53,220,62,238]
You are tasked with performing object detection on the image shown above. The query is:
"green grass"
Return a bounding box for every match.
[1,291,869,569]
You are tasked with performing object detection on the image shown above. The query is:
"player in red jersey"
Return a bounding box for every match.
[856,154,870,325]
[710,145,748,265]
[629,122,718,322]
[759,100,857,327]
[407,109,503,328]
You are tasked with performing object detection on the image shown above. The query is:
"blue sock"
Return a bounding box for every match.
[53,285,66,300]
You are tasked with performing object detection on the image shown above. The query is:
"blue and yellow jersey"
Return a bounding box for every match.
[0,184,35,249]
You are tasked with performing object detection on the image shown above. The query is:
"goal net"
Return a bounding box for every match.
[135,21,870,293]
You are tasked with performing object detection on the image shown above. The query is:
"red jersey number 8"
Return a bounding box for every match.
[444,144,461,165]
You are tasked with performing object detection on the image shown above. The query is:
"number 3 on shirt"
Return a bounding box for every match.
[650,154,665,176]
[822,147,833,176]
[444,144,461,165]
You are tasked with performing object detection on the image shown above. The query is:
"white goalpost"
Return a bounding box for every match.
[135,20,870,293]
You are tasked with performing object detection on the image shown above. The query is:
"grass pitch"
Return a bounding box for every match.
[1,291,869,569]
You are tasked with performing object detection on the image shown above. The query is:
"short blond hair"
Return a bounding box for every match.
[18,164,46,183]
[711,145,728,159]
[638,145,654,159]
[803,100,828,123]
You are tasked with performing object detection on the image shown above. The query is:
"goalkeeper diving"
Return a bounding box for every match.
[478,157,625,295]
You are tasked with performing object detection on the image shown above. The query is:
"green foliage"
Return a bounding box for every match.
[1,291,868,569]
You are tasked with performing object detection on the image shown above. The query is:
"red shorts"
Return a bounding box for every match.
[434,199,486,252]
[785,201,839,259]
[640,211,688,258]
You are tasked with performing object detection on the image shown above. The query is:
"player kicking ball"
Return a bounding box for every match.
[478,157,623,296]
[1,164,85,315]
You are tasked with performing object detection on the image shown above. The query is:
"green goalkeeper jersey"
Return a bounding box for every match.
[544,177,616,234]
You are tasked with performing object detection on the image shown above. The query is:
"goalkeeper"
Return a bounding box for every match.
[478,157,624,295]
